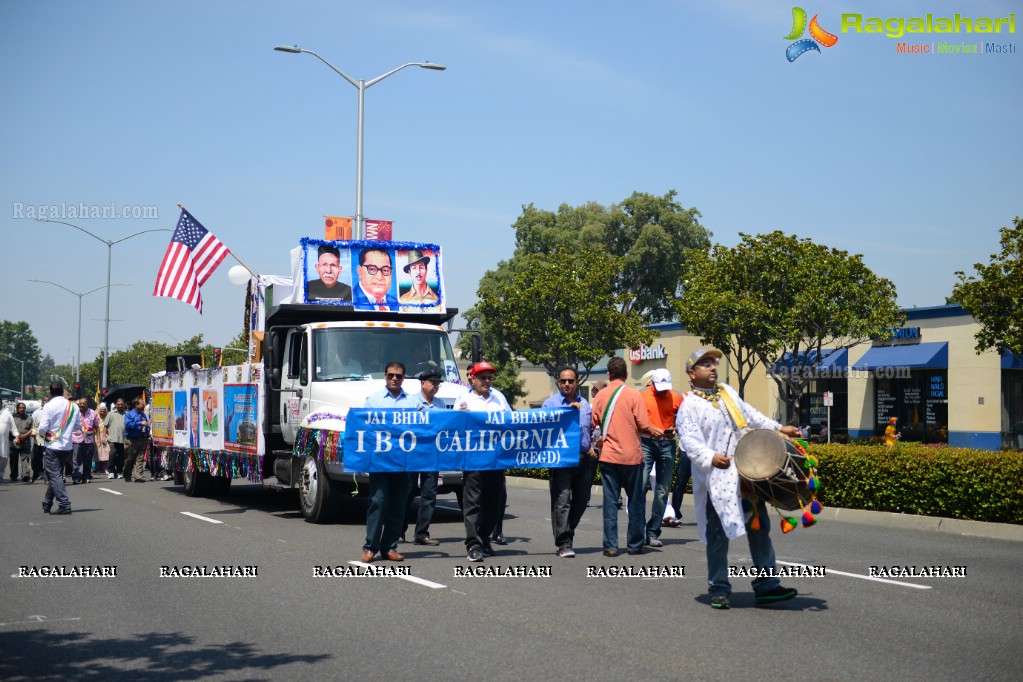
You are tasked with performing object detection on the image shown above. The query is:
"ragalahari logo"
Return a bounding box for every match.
[784,7,838,61]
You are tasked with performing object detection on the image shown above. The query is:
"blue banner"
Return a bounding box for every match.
[342,407,581,472]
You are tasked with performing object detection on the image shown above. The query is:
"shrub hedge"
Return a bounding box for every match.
[510,443,1023,525]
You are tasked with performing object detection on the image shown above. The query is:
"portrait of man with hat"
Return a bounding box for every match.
[398,248,440,305]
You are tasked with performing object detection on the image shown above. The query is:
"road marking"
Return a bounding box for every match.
[180,512,224,524]
[0,616,81,626]
[348,561,446,589]
[98,488,123,495]
[777,560,932,589]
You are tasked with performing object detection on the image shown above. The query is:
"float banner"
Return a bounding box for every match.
[342,408,580,472]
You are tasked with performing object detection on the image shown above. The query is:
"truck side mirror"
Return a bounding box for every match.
[470,333,483,364]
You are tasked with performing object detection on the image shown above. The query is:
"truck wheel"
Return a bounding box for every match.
[209,476,232,497]
[183,466,210,497]
[299,455,341,523]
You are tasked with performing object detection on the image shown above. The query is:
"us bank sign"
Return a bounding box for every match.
[629,344,668,364]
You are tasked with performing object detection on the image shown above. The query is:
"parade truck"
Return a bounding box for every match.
[150,238,474,523]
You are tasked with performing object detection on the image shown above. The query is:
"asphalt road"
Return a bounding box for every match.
[1,474,1020,681]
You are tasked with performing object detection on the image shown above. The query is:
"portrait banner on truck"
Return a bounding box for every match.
[341,407,580,472]
[151,391,174,447]
[300,237,444,313]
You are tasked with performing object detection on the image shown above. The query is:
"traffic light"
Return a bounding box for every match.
[73,382,82,399]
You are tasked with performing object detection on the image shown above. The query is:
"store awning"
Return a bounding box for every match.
[852,342,948,370]
[1002,350,1023,370]
[775,348,848,372]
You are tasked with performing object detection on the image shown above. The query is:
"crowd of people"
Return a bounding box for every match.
[355,349,801,610]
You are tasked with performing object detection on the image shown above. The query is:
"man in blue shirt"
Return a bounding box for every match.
[541,367,595,558]
[361,361,419,563]
[123,398,150,483]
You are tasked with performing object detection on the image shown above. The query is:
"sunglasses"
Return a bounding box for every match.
[557,378,577,384]
[386,373,405,380]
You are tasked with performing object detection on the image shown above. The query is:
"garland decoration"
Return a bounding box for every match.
[165,447,264,483]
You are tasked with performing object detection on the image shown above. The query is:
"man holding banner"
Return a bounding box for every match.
[455,362,511,563]
[361,362,419,563]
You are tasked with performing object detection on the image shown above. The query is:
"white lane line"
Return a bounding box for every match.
[98,488,123,495]
[180,511,224,525]
[777,560,931,589]
[348,561,447,589]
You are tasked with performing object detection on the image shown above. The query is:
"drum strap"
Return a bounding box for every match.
[716,383,748,433]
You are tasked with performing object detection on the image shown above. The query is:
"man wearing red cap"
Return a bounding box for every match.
[455,361,510,562]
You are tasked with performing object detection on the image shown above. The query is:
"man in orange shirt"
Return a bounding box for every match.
[640,368,683,548]
[591,357,662,557]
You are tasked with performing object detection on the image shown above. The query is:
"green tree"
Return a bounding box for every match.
[0,321,43,397]
[953,216,1023,354]
[510,190,711,321]
[675,246,770,398]
[475,249,654,382]
[677,231,904,422]
[456,306,527,406]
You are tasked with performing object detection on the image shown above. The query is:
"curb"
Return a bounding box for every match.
[505,475,1023,544]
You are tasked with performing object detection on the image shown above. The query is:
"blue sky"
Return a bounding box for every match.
[2,0,1019,368]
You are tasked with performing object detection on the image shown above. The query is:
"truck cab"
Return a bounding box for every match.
[263,303,469,522]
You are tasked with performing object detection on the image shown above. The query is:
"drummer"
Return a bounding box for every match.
[677,348,803,610]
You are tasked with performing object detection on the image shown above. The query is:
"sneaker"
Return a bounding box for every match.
[710,594,731,609]
[107,472,116,479]
[54,508,72,515]
[558,547,576,558]
[480,543,496,557]
[467,546,484,562]
[491,533,508,545]
[646,537,664,548]
[755,586,798,605]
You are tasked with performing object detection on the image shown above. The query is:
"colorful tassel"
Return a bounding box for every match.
[781,517,797,533]
[807,477,819,491]
[810,499,822,514]
[750,515,762,531]
[801,511,817,527]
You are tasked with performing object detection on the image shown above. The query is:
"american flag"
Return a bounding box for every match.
[152,209,229,314]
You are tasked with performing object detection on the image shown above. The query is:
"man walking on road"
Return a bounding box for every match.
[640,368,683,547]
[678,348,801,610]
[402,369,445,547]
[36,382,82,514]
[123,398,150,483]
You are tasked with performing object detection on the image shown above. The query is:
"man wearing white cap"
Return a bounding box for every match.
[640,367,683,547]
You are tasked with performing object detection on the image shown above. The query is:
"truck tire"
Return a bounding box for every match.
[209,476,232,497]
[299,455,341,523]
[183,466,210,498]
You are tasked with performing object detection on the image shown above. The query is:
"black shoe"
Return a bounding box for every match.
[602,549,619,557]
[42,506,51,514]
[399,535,408,543]
[54,508,72,515]
[491,534,508,545]
[627,547,644,555]
[414,537,440,546]
[467,546,484,562]
[755,586,797,605]
[135,478,146,483]
[480,543,496,557]
[710,594,731,610]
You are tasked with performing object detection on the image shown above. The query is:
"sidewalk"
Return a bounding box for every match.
[506,475,1023,543]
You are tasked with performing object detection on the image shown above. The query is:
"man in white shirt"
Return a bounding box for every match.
[36,382,83,514]
[455,361,511,562]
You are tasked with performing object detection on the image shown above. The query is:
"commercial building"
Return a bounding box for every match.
[517,305,1021,451]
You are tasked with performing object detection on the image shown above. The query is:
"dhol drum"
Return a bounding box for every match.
[733,429,813,512]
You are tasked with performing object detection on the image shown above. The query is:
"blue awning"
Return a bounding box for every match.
[1002,350,1023,370]
[852,342,948,370]
[774,348,848,372]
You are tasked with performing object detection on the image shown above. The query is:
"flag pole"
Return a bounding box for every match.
[177,202,258,278]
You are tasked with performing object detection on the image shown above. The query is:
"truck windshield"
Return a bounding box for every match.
[312,327,462,382]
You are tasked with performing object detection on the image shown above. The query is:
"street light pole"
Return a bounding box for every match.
[0,352,25,398]
[274,45,446,240]
[36,219,171,389]
[28,280,127,385]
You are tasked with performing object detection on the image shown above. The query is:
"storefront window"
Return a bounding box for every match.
[875,370,948,444]
[798,379,847,439]
[1003,370,1023,450]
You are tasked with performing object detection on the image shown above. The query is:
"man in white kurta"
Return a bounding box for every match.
[678,348,801,610]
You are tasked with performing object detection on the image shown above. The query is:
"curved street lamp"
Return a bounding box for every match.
[36,218,171,388]
[29,279,128,384]
[274,45,446,239]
